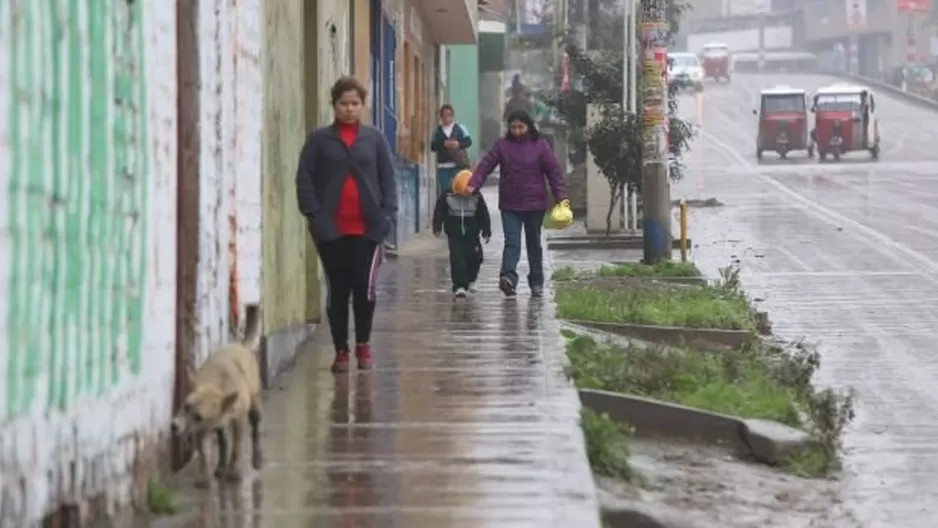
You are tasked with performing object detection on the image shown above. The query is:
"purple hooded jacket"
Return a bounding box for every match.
[468,136,567,212]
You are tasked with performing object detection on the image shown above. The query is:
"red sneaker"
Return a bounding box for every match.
[355,344,375,370]
[331,350,351,373]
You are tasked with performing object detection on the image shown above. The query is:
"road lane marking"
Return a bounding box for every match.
[773,246,812,271]
[701,129,938,279]
[751,271,922,277]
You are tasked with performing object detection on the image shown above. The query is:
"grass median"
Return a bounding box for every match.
[555,265,755,331]
[565,332,855,477]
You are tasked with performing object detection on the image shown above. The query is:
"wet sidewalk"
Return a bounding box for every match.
[153,191,601,527]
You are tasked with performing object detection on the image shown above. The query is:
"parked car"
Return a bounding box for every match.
[668,52,704,92]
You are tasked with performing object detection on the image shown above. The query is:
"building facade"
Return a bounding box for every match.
[0,0,326,523]
[1,2,180,523]
[799,0,924,77]
[361,0,479,246]
[0,0,477,523]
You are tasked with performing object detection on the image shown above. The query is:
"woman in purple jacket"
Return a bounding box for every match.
[466,110,568,298]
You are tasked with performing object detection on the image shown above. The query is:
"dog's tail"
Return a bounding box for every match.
[242,304,262,351]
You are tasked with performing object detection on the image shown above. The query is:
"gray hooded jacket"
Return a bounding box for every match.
[295,123,399,244]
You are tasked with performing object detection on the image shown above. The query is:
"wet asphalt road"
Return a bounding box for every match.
[674,73,938,527]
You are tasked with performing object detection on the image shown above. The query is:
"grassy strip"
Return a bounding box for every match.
[555,265,755,330]
[581,408,634,481]
[556,282,754,330]
[552,266,578,281]
[566,334,855,477]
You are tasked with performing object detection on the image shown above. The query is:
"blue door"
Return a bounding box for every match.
[369,0,382,128]
[381,15,397,153]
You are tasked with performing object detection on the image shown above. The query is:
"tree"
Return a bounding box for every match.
[583,104,640,235]
[543,0,694,234]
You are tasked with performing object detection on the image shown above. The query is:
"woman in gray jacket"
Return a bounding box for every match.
[295,76,398,373]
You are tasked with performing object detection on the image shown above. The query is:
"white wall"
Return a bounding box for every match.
[0,0,264,523]
[194,0,264,357]
[196,0,233,364]
[0,1,177,523]
[233,0,264,318]
[585,105,622,233]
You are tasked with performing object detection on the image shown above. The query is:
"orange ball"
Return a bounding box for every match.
[451,169,473,195]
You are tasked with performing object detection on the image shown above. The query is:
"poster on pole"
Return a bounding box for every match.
[640,22,669,165]
[846,0,867,30]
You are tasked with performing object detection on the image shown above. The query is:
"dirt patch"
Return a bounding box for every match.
[599,439,860,527]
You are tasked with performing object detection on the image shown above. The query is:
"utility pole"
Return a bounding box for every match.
[515,0,522,34]
[849,0,861,75]
[640,0,671,262]
[624,0,638,231]
[757,10,766,71]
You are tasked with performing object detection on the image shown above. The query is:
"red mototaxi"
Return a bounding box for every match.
[700,43,731,80]
[754,86,812,160]
[811,85,880,161]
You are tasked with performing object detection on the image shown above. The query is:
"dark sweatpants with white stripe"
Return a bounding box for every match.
[318,236,382,352]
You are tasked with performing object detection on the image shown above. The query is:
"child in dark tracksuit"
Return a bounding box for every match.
[432,191,492,298]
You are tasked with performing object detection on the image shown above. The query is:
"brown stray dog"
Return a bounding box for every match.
[171,306,263,487]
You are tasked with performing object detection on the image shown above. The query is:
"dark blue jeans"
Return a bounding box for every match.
[500,210,546,289]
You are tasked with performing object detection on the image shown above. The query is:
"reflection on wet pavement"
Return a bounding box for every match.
[675,74,938,527]
[151,193,600,527]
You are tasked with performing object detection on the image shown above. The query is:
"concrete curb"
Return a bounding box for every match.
[559,320,650,348]
[568,320,755,349]
[540,233,606,525]
[259,323,318,389]
[602,508,699,528]
[579,389,813,466]
[548,237,691,251]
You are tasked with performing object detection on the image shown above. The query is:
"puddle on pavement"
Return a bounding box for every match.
[600,439,862,527]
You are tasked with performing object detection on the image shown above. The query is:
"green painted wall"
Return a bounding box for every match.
[4,0,150,419]
[446,45,480,162]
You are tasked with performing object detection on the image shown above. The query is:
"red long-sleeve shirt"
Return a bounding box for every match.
[334,122,365,236]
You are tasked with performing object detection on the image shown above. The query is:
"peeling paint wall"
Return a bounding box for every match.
[352,0,373,116]
[232,0,264,316]
[263,0,313,336]
[195,0,234,364]
[318,0,353,124]
[0,0,177,524]
[184,0,263,366]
